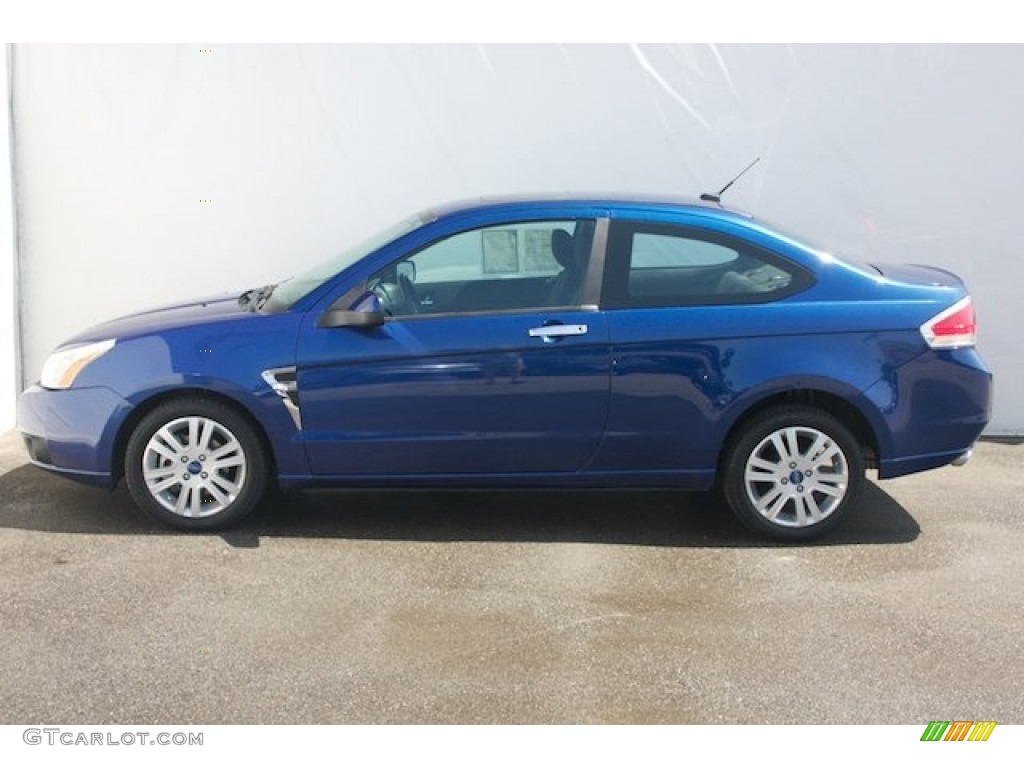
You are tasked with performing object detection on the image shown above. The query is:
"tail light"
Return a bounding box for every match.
[921,297,976,349]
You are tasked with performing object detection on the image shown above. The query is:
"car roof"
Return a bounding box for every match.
[425,193,755,223]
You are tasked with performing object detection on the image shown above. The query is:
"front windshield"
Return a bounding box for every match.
[261,213,428,312]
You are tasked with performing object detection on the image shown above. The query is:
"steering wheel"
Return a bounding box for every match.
[370,282,398,316]
[398,273,420,314]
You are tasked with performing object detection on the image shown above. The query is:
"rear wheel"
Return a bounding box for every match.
[125,398,267,530]
[722,406,864,541]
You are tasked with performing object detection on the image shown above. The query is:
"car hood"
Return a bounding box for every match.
[64,293,256,345]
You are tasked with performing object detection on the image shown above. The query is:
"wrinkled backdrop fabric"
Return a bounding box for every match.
[11,44,1020,431]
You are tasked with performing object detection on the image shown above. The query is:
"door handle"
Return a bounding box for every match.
[528,324,588,339]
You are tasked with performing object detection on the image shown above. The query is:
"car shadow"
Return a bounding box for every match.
[0,463,920,548]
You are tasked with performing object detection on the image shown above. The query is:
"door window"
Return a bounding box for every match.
[368,219,596,317]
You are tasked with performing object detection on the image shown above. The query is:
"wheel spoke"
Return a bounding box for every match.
[803,433,828,462]
[209,474,240,499]
[202,481,230,507]
[208,439,241,461]
[764,491,789,521]
[189,485,204,517]
[804,493,824,523]
[148,441,179,463]
[754,485,784,514]
[210,454,243,471]
[187,417,201,451]
[197,418,216,453]
[175,485,192,517]
[811,443,841,468]
[144,465,181,495]
[792,494,809,526]
[745,467,777,483]
[144,465,177,481]
[811,479,844,498]
[769,432,789,463]
[157,426,186,453]
[783,428,800,462]
[748,456,779,473]
[149,475,181,494]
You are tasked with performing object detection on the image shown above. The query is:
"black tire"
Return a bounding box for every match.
[124,397,268,530]
[721,405,864,541]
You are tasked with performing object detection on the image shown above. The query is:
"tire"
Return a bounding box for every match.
[721,406,864,541]
[124,397,268,530]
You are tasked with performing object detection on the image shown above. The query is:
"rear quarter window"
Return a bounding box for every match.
[603,221,814,309]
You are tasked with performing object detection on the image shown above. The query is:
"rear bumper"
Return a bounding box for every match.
[867,347,992,479]
[950,447,973,467]
[16,384,130,489]
[878,447,976,479]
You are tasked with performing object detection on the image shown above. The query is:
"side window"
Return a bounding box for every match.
[603,222,811,309]
[369,219,595,317]
[631,233,737,269]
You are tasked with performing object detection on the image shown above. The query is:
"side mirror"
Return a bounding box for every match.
[317,291,387,329]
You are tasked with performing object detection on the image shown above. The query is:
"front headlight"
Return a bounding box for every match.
[40,339,117,390]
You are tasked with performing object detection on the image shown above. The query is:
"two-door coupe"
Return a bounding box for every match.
[17,195,992,540]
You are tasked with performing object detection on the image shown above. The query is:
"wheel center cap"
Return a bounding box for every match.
[187,460,202,474]
[789,469,805,484]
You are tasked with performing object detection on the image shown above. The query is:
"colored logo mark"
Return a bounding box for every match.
[920,721,996,742]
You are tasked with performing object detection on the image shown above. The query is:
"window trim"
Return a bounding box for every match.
[600,220,815,310]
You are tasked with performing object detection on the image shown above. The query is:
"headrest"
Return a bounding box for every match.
[551,229,574,269]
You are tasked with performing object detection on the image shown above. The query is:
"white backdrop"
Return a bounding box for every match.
[1,48,15,430]
[9,44,1022,432]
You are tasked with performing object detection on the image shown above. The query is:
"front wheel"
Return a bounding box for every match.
[124,398,268,530]
[721,406,865,541]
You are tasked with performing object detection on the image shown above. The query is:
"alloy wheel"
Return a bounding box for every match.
[742,425,850,528]
[141,416,248,519]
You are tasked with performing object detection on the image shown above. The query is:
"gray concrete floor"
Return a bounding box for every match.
[0,430,1021,724]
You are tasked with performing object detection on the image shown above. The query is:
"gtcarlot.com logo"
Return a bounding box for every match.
[920,721,997,742]
[23,728,203,747]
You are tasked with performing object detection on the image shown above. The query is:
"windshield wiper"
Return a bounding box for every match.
[237,288,257,308]
[238,283,277,311]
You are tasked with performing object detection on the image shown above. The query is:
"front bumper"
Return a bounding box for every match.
[16,384,132,489]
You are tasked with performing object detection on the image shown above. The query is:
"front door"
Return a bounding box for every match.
[297,218,611,477]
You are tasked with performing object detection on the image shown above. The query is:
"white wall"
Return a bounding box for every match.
[10,44,1023,431]
[1,47,16,431]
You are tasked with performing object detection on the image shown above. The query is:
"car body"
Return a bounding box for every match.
[17,195,992,539]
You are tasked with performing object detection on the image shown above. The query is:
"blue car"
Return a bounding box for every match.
[17,195,992,540]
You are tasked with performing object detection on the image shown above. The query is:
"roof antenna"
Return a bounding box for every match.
[700,157,761,204]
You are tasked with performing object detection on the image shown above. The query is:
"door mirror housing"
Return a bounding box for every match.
[317,291,387,329]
